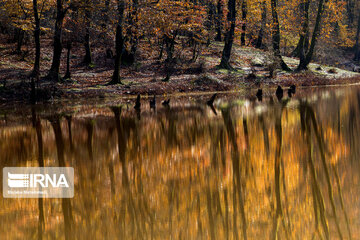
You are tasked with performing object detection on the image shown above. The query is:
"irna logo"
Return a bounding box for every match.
[3,167,74,198]
[7,172,69,188]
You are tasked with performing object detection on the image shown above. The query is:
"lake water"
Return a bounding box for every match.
[0,86,359,239]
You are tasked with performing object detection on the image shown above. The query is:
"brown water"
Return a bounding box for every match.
[0,87,359,240]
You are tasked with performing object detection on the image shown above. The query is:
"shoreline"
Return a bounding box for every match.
[1,77,360,107]
[1,40,360,103]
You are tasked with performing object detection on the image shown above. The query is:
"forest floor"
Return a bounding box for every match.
[1,36,360,103]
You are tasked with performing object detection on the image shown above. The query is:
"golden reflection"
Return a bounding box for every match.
[0,88,359,239]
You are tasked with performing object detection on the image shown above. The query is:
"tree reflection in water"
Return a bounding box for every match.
[0,87,359,239]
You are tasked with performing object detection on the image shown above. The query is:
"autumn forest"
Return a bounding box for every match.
[1,0,360,101]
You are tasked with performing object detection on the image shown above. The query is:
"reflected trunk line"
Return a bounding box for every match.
[196,192,203,239]
[272,112,289,240]
[332,163,352,240]
[219,128,227,170]
[135,107,141,121]
[221,109,247,240]
[300,105,329,239]
[356,92,360,162]
[221,109,237,150]
[37,192,45,240]
[137,198,149,238]
[141,193,155,240]
[206,174,216,240]
[310,184,321,240]
[210,127,226,231]
[119,197,127,239]
[232,176,239,240]
[224,188,229,240]
[306,130,329,240]
[168,180,175,240]
[348,105,356,151]
[150,211,154,240]
[108,161,115,198]
[234,152,246,239]
[135,165,151,238]
[65,115,74,152]
[243,117,252,177]
[210,127,225,230]
[107,157,119,236]
[86,120,94,162]
[125,117,138,161]
[337,108,341,136]
[84,120,98,235]
[85,120,97,230]
[165,110,178,149]
[112,107,126,165]
[51,117,66,167]
[34,111,45,240]
[82,120,96,238]
[105,125,118,227]
[307,106,343,240]
[132,118,141,163]
[112,106,143,239]
[50,116,73,240]
[259,114,270,159]
[107,126,116,202]
[280,146,291,232]
[214,189,225,229]
[210,128,220,169]
[281,155,291,232]
[185,173,191,240]
[299,103,309,196]
[209,104,218,115]
[123,165,141,237]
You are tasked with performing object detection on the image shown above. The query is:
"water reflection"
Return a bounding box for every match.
[0,87,359,239]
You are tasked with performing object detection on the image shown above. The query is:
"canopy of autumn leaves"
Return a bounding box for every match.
[0,0,359,56]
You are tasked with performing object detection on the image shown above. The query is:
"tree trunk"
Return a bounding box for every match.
[16,29,24,54]
[354,10,360,61]
[255,0,266,48]
[48,0,66,81]
[241,0,247,46]
[215,0,223,42]
[270,0,291,71]
[50,117,73,240]
[35,116,45,240]
[64,42,71,79]
[297,0,326,70]
[165,32,177,62]
[104,0,110,25]
[207,2,216,34]
[346,0,355,26]
[109,0,125,84]
[83,28,92,65]
[31,0,41,78]
[158,38,165,60]
[129,0,138,62]
[293,0,310,59]
[83,5,92,65]
[219,0,236,69]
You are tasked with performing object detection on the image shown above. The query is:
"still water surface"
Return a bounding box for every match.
[0,86,359,239]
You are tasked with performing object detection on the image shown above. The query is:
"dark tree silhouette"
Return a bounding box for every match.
[297,0,326,70]
[354,9,360,61]
[109,0,125,84]
[270,0,291,71]
[31,0,40,78]
[218,0,236,69]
